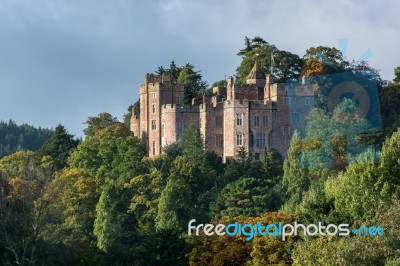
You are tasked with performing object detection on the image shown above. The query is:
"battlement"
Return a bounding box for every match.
[161,103,200,113]
[133,67,316,161]
[233,84,259,100]
[144,72,172,85]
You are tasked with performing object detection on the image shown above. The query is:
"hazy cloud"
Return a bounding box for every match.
[0,0,398,136]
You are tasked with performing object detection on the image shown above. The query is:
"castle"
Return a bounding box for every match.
[130,63,314,162]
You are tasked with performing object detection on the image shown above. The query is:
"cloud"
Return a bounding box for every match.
[0,0,398,136]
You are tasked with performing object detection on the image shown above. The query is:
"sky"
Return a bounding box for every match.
[0,0,399,137]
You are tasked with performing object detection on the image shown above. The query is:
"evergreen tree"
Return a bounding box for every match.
[40,124,79,170]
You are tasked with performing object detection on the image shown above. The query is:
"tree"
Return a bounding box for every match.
[155,173,193,231]
[302,46,348,76]
[262,149,283,178]
[0,120,53,158]
[40,124,79,170]
[281,131,311,213]
[393,66,400,85]
[127,157,168,232]
[156,60,181,84]
[236,43,303,84]
[0,151,55,265]
[380,127,400,187]
[301,99,375,170]
[214,176,276,217]
[69,124,146,262]
[124,99,141,129]
[69,124,146,185]
[177,63,208,104]
[188,212,298,266]
[237,36,268,56]
[211,79,227,88]
[39,168,102,264]
[83,112,119,137]
[93,185,136,255]
[235,44,277,84]
[379,67,400,137]
[156,61,208,104]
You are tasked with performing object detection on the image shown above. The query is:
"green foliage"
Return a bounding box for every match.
[302,46,347,76]
[156,61,208,104]
[214,176,276,217]
[380,127,400,187]
[292,200,400,266]
[156,60,181,84]
[211,79,227,88]
[281,131,311,213]
[302,99,375,169]
[0,151,56,265]
[236,45,275,84]
[380,73,400,137]
[123,99,140,128]
[40,124,80,170]
[155,173,193,231]
[293,174,340,225]
[177,63,208,104]
[0,120,53,158]
[127,166,167,232]
[40,168,102,264]
[237,36,268,56]
[2,40,400,265]
[94,185,135,253]
[393,66,400,85]
[188,212,298,266]
[236,38,303,83]
[70,124,146,186]
[83,112,119,137]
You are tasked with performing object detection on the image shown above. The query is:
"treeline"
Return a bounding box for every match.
[0,120,53,158]
[1,37,400,265]
[1,99,400,265]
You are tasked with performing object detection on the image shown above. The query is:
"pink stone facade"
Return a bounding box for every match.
[131,66,314,162]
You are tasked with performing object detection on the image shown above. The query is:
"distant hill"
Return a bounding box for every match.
[0,120,53,158]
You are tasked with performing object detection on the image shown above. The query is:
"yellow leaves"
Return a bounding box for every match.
[7,176,37,201]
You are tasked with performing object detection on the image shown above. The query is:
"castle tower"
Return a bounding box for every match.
[136,72,184,157]
[246,61,266,88]
[227,76,234,101]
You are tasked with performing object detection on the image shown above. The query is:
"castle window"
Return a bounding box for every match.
[262,116,268,127]
[253,116,259,127]
[290,112,300,123]
[286,139,290,147]
[284,97,289,105]
[284,126,290,135]
[284,97,293,105]
[256,133,266,148]
[236,113,243,126]
[176,96,180,104]
[254,153,260,161]
[305,97,312,106]
[152,104,156,113]
[152,141,156,155]
[268,133,272,148]
[215,116,223,128]
[176,123,184,139]
[162,124,165,137]
[216,134,223,147]
[151,92,157,98]
[236,134,243,146]
[151,120,157,130]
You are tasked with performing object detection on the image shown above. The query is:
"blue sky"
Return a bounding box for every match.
[0,0,399,137]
